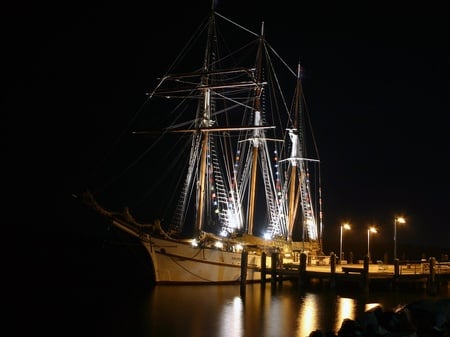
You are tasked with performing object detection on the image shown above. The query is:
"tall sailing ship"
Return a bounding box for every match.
[77,5,324,284]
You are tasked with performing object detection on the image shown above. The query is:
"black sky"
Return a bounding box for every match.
[7,1,449,261]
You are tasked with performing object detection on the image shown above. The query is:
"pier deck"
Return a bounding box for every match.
[260,260,450,292]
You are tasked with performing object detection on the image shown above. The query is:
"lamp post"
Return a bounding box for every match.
[394,216,406,261]
[339,223,351,264]
[367,226,377,262]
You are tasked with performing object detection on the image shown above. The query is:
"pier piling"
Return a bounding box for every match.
[260,252,267,285]
[392,258,400,289]
[298,252,307,288]
[271,252,279,288]
[363,256,369,289]
[240,250,248,297]
[330,252,336,288]
[427,256,436,295]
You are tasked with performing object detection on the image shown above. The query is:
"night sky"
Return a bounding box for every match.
[7,1,449,266]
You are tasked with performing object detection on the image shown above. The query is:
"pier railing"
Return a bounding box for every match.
[255,253,450,292]
[386,260,450,275]
[305,258,450,276]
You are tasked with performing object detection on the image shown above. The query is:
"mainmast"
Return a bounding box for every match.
[195,10,216,234]
[246,22,265,235]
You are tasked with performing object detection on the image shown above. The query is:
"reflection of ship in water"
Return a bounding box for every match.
[77,4,323,284]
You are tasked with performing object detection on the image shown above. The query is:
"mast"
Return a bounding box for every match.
[283,62,323,248]
[195,10,216,234]
[246,22,265,235]
[286,63,303,242]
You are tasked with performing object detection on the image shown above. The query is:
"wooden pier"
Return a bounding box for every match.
[250,252,450,293]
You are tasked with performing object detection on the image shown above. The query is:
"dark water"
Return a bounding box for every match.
[58,279,447,337]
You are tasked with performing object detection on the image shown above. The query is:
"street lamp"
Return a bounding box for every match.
[339,223,351,264]
[367,226,377,262]
[394,216,406,261]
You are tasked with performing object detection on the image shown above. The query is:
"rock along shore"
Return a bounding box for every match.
[308,298,449,337]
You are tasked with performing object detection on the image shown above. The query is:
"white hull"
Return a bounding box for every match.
[106,214,276,284]
[143,236,270,284]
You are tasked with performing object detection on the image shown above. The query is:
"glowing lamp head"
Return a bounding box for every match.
[396,217,406,224]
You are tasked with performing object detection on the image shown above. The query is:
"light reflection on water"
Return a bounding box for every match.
[219,297,244,337]
[146,282,421,337]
